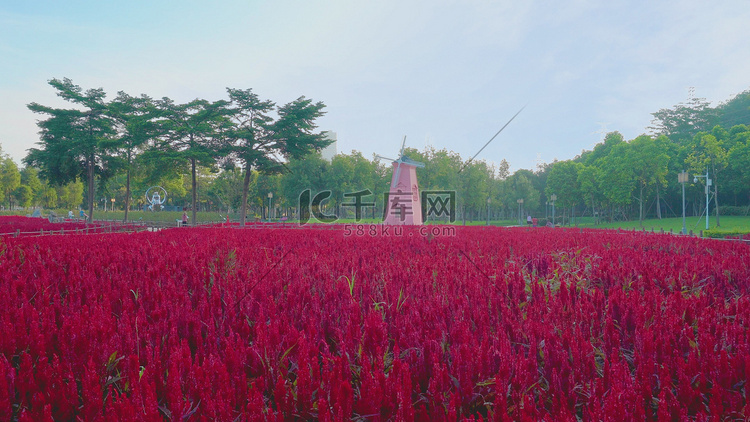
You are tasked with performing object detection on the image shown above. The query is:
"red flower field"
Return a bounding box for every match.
[1,223,749,420]
[0,216,138,238]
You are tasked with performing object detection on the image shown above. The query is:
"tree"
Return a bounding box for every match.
[108,92,157,222]
[506,172,540,221]
[627,135,669,224]
[577,164,602,223]
[329,152,382,218]
[13,185,33,209]
[417,147,463,191]
[281,153,330,219]
[207,168,245,213]
[726,127,750,212]
[459,160,493,220]
[56,180,84,209]
[150,97,230,225]
[582,132,625,165]
[26,78,115,222]
[596,142,635,221]
[715,90,750,129]
[0,156,21,208]
[686,132,728,226]
[256,173,282,219]
[41,186,57,209]
[272,97,329,161]
[20,167,44,207]
[545,160,582,224]
[224,88,278,225]
[649,97,715,144]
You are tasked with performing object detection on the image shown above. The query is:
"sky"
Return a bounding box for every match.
[1,0,749,173]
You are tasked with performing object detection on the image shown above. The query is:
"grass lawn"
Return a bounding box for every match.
[4,209,750,236]
[574,215,750,235]
[1,209,227,224]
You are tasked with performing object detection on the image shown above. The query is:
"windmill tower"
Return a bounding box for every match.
[377,137,425,225]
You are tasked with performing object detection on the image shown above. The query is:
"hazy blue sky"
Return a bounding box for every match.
[2,0,749,172]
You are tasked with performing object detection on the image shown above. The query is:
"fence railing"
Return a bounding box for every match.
[2,218,749,244]
[0,220,149,238]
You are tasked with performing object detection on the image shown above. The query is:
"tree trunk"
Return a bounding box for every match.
[713,171,720,227]
[191,157,197,226]
[240,163,251,226]
[123,166,131,223]
[639,185,644,225]
[656,183,662,219]
[591,195,596,225]
[87,155,95,223]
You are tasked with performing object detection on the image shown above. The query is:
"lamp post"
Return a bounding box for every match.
[267,192,273,221]
[678,170,689,234]
[486,197,491,226]
[550,194,557,226]
[516,198,524,225]
[693,170,710,230]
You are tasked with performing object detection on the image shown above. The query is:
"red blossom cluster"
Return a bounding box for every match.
[1,225,749,420]
[0,216,139,237]
[0,216,89,235]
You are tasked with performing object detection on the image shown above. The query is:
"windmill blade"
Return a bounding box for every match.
[392,161,403,190]
[399,135,407,158]
[458,104,526,174]
[375,154,397,162]
[402,157,425,168]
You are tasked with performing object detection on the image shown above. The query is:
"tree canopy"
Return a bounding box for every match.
[17,79,750,226]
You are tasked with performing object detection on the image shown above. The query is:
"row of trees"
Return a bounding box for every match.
[547,125,750,226]
[25,79,330,224]
[0,146,84,211]
[19,79,750,225]
[208,92,750,224]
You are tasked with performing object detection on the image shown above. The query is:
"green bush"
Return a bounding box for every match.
[703,228,750,239]
[718,205,750,216]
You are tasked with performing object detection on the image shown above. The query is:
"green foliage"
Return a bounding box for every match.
[718,206,750,216]
[545,160,581,208]
[25,78,117,221]
[20,79,750,224]
[703,228,750,238]
[596,142,635,209]
[715,90,750,129]
[208,168,245,212]
[649,97,715,143]
[56,180,84,209]
[12,185,33,208]
[0,156,21,207]
[273,97,328,160]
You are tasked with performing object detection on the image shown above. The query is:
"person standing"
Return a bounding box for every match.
[182,210,189,227]
[527,215,532,225]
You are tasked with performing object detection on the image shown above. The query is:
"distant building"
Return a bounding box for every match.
[321,131,337,161]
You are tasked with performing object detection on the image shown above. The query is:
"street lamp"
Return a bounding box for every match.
[693,170,710,231]
[550,194,557,226]
[678,171,689,234]
[486,197,491,226]
[516,198,524,225]
[267,192,273,220]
